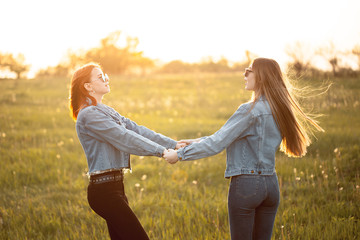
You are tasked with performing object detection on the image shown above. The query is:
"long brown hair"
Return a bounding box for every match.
[251,57,324,157]
[69,63,100,120]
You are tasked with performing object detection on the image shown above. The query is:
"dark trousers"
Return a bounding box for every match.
[87,178,149,240]
[228,174,280,240]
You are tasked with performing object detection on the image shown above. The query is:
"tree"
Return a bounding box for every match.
[317,42,340,76]
[285,42,313,77]
[0,52,29,79]
[352,45,360,70]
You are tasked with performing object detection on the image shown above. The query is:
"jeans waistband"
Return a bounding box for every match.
[89,170,123,184]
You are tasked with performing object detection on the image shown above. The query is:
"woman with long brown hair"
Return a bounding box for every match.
[164,57,324,240]
[69,63,184,239]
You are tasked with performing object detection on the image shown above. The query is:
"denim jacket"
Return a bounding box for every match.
[76,103,177,174]
[177,96,282,178]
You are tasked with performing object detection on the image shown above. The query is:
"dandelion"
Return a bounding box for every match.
[192,180,198,185]
[141,175,147,181]
[135,183,140,188]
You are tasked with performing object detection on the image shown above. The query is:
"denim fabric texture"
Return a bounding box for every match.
[76,103,177,174]
[177,96,282,178]
[228,174,280,240]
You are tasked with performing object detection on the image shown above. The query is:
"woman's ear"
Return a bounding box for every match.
[83,82,92,92]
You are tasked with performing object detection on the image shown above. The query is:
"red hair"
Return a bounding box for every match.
[69,63,101,120]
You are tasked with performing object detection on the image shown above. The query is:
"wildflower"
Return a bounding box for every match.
[1,133,6,137]
[296,177,301,181]
[141,175,147,181]
[135,183,140,188]
[192,180,198,185]
[140,188,144,192]
[139,156,144,160]
[57,141,64,147]
[319,165,323,169]
[310,174,314,179]
[356,185,359,189]
[324,174,328,179]
[56,154,61,159]
[334,148,339,153]
[339,187,343,191]
[293,168,297,174]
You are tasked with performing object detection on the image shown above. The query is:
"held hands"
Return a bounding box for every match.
[163,149,178,164]
[165,139,201,164]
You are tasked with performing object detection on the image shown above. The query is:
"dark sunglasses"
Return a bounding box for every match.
[244,68,253,77]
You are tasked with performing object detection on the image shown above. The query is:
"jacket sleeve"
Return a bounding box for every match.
[123,117,177,149]
[177,106,255,161]
[83,108,165,157]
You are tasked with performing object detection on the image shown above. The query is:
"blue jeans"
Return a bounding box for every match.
[228,174,280,240]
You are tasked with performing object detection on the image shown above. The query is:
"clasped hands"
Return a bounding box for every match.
[162,139,201,164]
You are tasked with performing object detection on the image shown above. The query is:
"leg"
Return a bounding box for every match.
[253,174,280,240]
[228,175,264,240]
[88,182,149,240]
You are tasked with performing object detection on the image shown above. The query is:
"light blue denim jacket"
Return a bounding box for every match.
[76,103,177,174]
[177,96,282,178]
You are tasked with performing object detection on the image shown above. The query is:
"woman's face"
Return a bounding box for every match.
[244,66,256,91]
[89,67,110,95]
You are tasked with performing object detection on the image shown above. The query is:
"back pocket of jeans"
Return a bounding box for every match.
[235,176,260,199]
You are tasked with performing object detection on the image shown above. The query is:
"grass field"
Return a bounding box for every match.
[0,73,359,239]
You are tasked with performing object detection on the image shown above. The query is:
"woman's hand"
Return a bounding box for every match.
[163,149,178,164]
[175,142,187,149]
[178,138,202,146]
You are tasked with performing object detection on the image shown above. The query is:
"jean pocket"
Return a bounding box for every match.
[235,175,260,199]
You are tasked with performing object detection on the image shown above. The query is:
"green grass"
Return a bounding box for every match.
[0,73,359,239]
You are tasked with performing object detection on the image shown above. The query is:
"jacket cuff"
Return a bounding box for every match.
[169,140,177,149]
[156,146,166,157]
[177,148,185,161]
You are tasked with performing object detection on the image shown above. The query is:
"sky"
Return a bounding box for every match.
[1,0,360,77]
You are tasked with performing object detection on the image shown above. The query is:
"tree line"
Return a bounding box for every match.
[1,31,360,79]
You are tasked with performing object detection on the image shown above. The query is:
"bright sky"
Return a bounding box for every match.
[1,0,360,77]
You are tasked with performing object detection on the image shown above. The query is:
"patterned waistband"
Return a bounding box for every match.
[89,171,123,184]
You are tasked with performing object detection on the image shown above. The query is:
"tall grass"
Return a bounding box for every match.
[0,73,359,239]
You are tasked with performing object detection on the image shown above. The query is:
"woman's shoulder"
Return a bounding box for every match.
[77,105,104,120]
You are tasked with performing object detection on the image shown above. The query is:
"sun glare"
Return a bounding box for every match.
[1,0,359,77]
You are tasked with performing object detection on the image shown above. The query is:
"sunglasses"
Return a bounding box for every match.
[94,73,109,83]
[244,68,253,77]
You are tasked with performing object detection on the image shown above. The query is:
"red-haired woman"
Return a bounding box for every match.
[69,63,184,239]
[164,58,324,240]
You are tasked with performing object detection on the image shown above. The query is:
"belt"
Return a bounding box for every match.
[89,170,123,184]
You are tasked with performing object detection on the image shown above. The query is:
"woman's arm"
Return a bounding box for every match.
[122,117,177,149]
[176,106,255,161]
[83,108,167,157]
